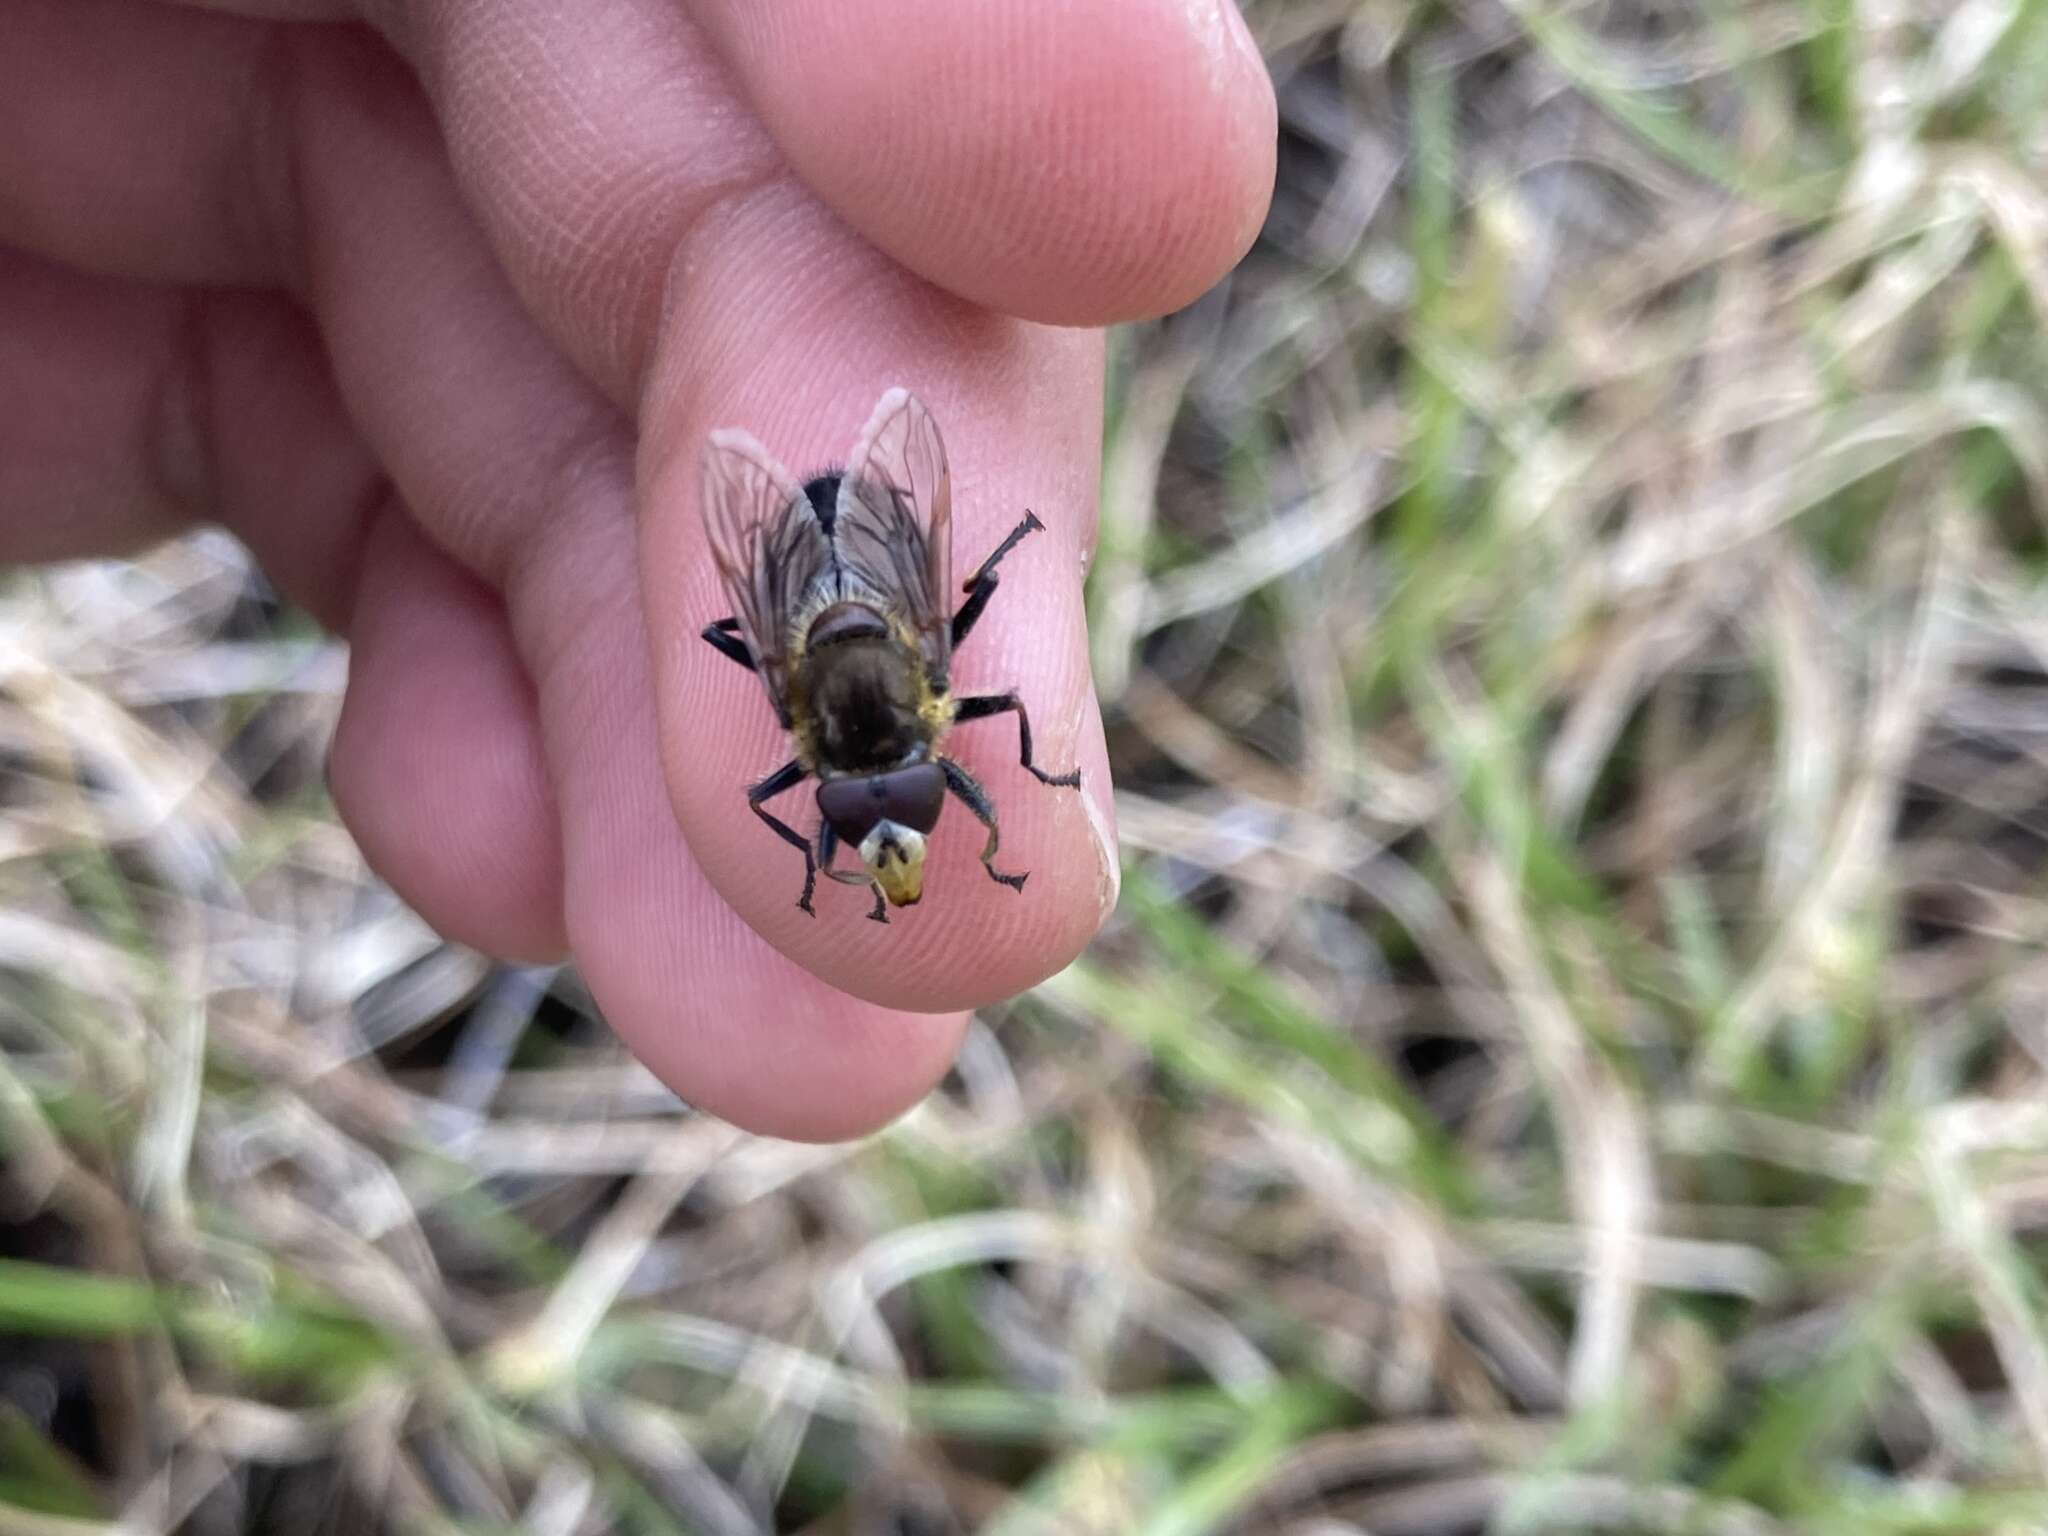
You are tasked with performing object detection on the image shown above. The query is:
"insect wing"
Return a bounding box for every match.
[836,388,954,688]
[701,427,832,722]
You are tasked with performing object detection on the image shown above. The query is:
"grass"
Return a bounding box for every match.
[8,0,2048,1530]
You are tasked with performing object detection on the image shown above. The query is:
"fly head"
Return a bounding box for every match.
[818,761,946,907]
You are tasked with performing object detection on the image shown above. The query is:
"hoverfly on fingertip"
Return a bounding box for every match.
[700,388,1080,922]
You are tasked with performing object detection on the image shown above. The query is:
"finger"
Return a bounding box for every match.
[0,241,362,601]
[8,0,1266,394]
[0,0,1270,384]
[0,0,740,398]
[0,2,973,1133]
[381,0,1271,371]
[330,505,568,963]
[0,0,291,288]
[639,212,1121,1009]
[288,38,971,1135]
[0,245,191,559]
[0,244,568,960]
[272,24,1121,1010]
[689,0,1277,324]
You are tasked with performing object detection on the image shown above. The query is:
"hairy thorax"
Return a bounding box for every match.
[789,646,917,775]
[790,598,959,772]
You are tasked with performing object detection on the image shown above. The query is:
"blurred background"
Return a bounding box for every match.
[8,1,2048,1531]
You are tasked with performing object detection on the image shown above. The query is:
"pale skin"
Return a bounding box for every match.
[0,0,1277,1140]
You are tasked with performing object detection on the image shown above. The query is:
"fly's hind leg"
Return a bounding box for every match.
[820,822,890,923]
[750,759,818,915]
[939,756,1027,892]
[953,692,1083,789]
[950,511,1045,648]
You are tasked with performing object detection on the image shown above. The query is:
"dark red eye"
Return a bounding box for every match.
[818,762,946,843]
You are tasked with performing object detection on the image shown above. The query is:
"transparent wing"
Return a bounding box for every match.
[835,387,954,686]
[702,428,832,723]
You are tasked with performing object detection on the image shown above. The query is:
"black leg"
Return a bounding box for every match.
[708,617,793,727]
[749,758,817,915]
[939,756,1027,892]
[952,692,1083,788]
[702,615,754,670]
[950,511,1044,649]
[819,821,887,920]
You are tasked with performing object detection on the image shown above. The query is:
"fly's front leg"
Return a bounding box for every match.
[702,615,753,670]
[819,821,889,923]
[950,511,1045,648]
[750,759,818,915]
[939,757,1027,892]
[705,616,793,728]
[952,692,1082,788]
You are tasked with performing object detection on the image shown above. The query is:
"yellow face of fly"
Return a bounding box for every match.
[859,823,927,907]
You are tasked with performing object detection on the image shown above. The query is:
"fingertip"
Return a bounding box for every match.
[559,825,975,1142]
[643,351,1114,1013]
[697,0,1276,325]
[615,977,973,1145]
[656,584,1115,1016]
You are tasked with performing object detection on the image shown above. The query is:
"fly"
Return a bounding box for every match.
[700,387,1082,922]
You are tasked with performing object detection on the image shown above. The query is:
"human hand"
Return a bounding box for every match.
[0,0,1275,1138]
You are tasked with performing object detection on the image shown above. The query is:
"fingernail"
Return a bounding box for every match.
[1081,760,1122,920]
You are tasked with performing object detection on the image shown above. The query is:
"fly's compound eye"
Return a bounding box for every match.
[818,763,946,844]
